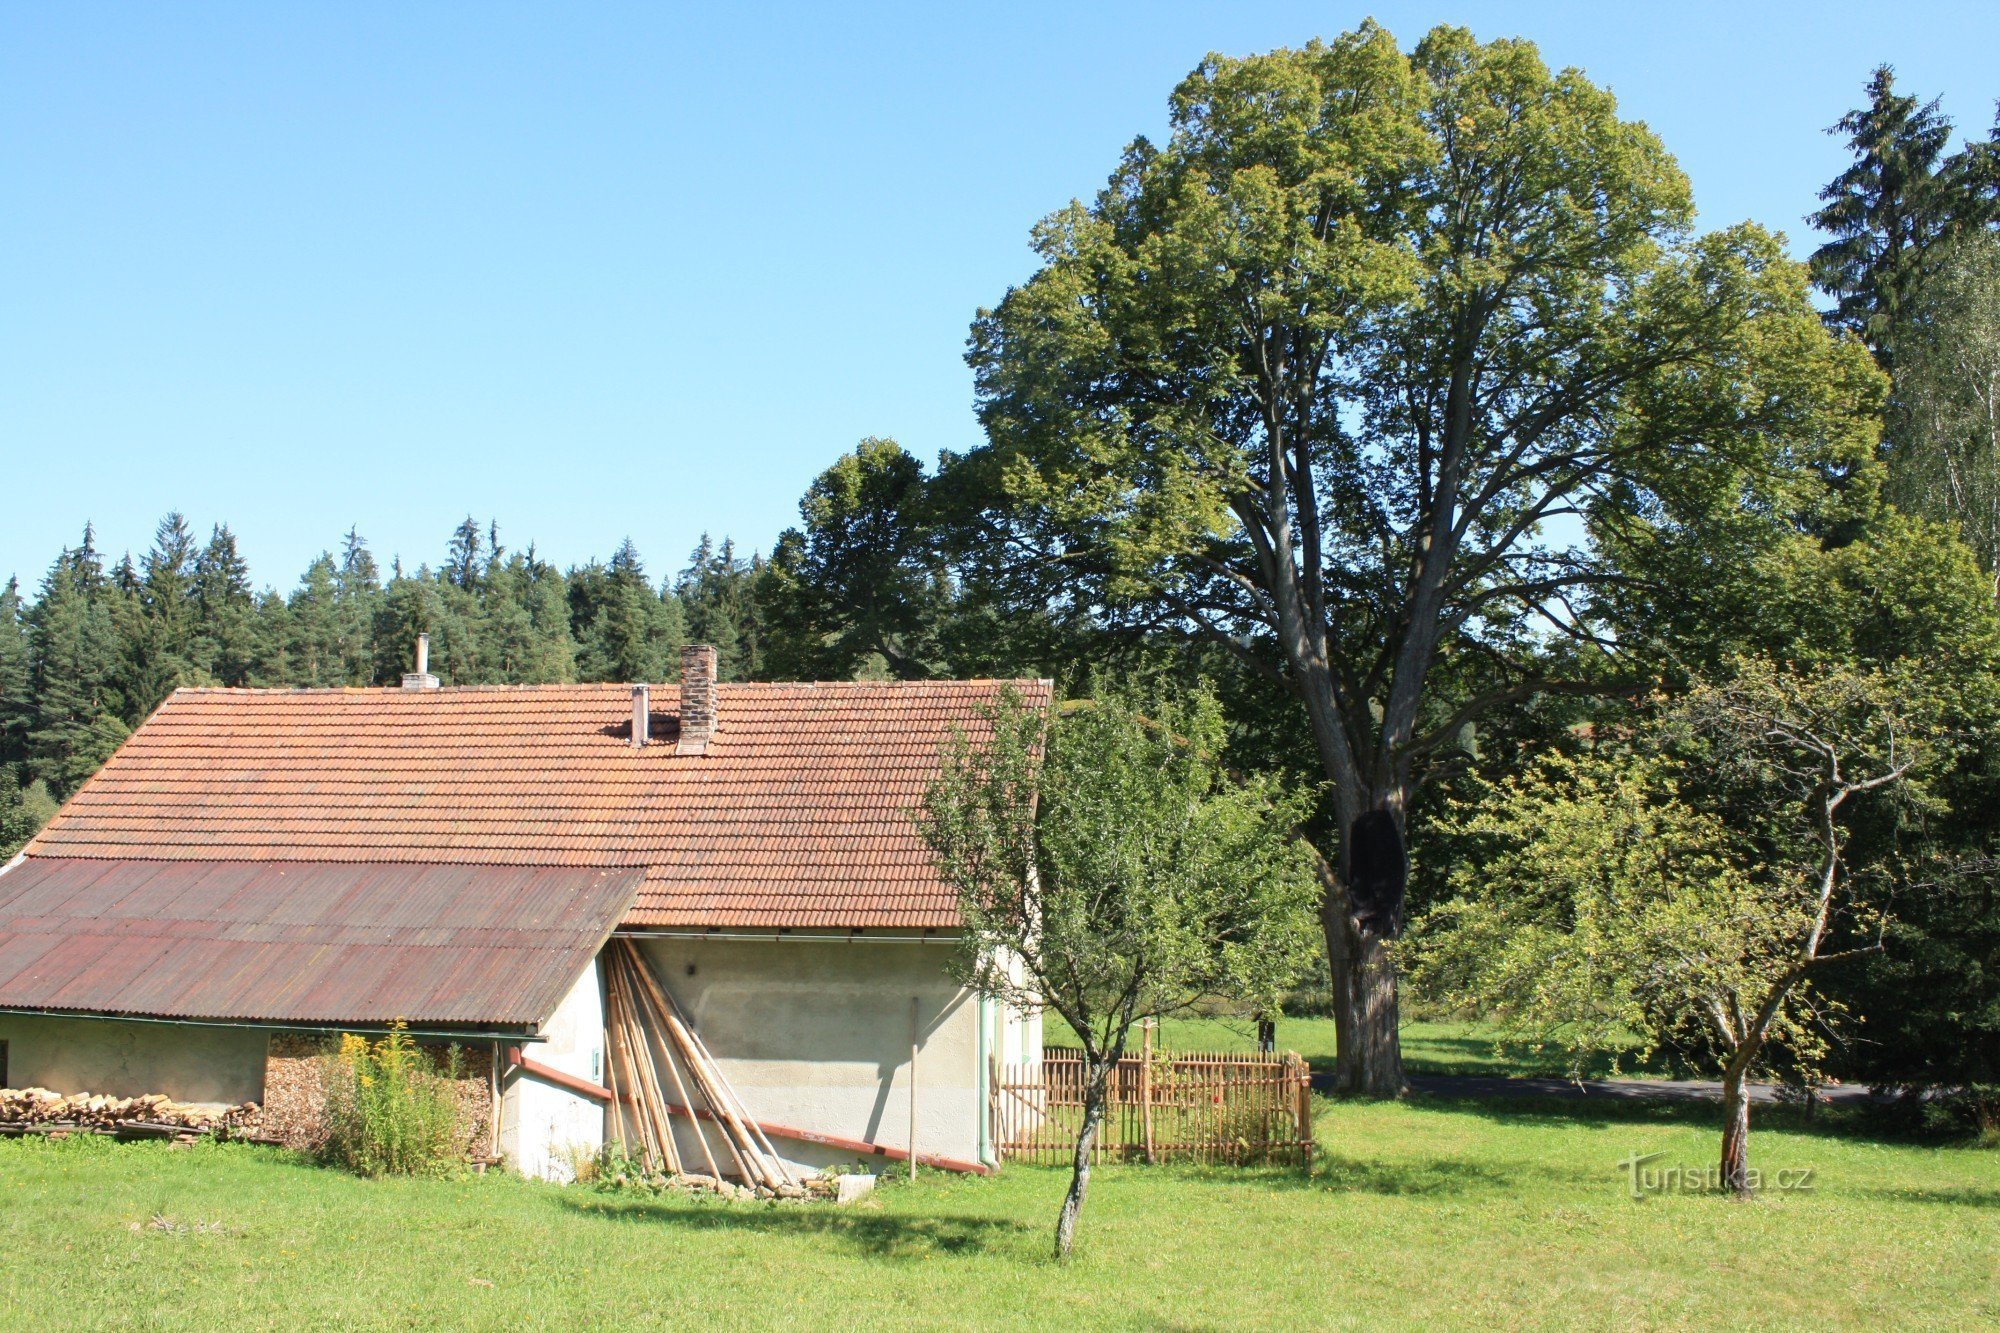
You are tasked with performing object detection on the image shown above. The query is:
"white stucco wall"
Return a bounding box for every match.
[994,947,1042,1069]
[629,935,1033,1175]
[0,1014,269,1104]
[498,958,606,1181]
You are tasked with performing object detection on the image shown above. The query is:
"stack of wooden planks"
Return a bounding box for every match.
[602,938,805,1197]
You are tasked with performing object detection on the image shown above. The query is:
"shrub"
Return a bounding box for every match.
[320,1024,464,1177]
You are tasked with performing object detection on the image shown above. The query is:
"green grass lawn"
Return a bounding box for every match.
[4,1094,1992,1329]
[1050,1013,1660,1080]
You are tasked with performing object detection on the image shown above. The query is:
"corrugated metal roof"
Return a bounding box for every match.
[0,859,641,1030]
[25,679,1051,928]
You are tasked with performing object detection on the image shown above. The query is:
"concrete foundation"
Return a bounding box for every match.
[0,1014,269,1105]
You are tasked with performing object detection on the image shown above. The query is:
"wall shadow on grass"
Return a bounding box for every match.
[555,1194,1032,1259]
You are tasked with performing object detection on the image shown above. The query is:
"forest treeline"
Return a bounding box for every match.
[5,41,2000,1116]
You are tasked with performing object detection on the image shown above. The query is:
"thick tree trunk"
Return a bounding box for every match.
[1321,884,1359,1089]
[1054,1065,1111,1260]
[1320,807,1407,1100]
[1334,923,1405,1098]
[1719,1063,1753,1199]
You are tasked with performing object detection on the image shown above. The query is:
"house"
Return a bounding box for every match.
[0,643,1047,1179]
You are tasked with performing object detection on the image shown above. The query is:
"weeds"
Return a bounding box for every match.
[319,1023,464,1177]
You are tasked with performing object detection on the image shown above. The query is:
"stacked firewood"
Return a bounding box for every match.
[0,1087,259,1137]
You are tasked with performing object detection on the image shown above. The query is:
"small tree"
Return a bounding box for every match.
[1413,659,1941,1197]
[919,683,1319,1257]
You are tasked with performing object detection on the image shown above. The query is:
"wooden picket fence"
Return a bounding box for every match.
[990,1045,1314,1167]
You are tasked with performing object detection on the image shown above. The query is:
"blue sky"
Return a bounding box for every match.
[5,2,1998,592]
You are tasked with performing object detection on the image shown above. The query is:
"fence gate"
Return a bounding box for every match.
[990,1046,1314,1167]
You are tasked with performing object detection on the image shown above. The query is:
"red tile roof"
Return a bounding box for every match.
[0,858,641,1031]
[25,680,1051,929]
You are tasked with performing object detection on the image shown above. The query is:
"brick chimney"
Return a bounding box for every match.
[401,633,439,690]
[677,643,717,756]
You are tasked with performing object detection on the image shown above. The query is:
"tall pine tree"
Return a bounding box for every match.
[572,540,685,683]
[0,577,33,771]
[1810,66,1960,369]
[26,529,130,796]
[677,534,761,680]
[192,524,256,685]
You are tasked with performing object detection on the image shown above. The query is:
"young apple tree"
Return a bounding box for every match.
[918,683,1319,1257]
[1411,658,1944,1197]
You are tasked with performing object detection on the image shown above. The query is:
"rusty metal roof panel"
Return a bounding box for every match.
[0,859,640,1031]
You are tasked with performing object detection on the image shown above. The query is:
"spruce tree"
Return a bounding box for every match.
[334,528,384,685]
[483,551,575,683]
[444,516,484,590]
[372,571,455,684]
[0,577,33,770]
[1945,103,2000,230]
[287,555,345,686]
[677,534,755,679]
[140,513,199,657]
[249,590,295,685]
[27,530,130,795]
[1810,66,1959,369]
[572,541,685,683]
[114,512,204,716]
[192,525,256,685]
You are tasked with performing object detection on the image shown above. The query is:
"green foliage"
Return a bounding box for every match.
[0,577,32,771]
[920,680,1321,1254]
[1413,749,1822,1079]
[762,438,955,681]
[919,682,1321,1063]
[26,531,131,797]
[570,540,686,684]
[1413,654,1951,1099]
[1810,67,1963,368]
[1809,65,2000,372]
[675,535,761,681]
[0,774,57,859]
[1887,232,2000,572]
[955,21,1883,1095]
[319,1026,465,1178]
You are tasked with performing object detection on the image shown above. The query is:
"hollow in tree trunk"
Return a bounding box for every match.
[1325,805,1409,1099]
[1719,1062,1753,1199]
[1054,1061,1112,1260]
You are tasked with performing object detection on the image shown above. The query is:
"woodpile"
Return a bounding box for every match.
[603,938,808,1198]
[0,1086,260,1141]
[249,1035,495,1155]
